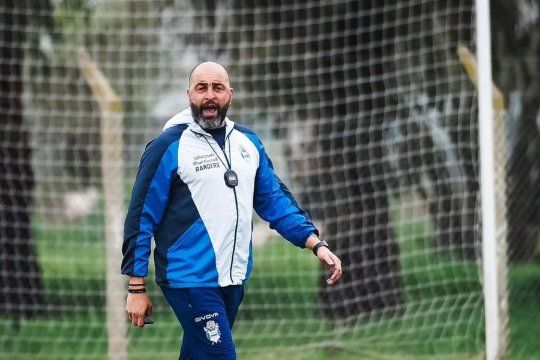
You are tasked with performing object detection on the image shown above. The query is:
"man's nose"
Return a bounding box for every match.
[204,88,217,100]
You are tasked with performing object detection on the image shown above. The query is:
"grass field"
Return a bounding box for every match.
[0,213,538,359]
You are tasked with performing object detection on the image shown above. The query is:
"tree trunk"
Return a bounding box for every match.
[0,0,46,318]
[314,2,404,318]
[491,0,540,263]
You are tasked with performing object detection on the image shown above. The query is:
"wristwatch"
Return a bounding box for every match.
[312,240,329,256]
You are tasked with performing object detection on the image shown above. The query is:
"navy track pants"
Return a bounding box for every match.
[160,285,244,360]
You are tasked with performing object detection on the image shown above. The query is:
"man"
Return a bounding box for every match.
[121,61,342,359]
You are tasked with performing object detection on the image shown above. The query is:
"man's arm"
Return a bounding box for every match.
[249,134,342,285]
[251,139,318,247]
[121,130,180,327]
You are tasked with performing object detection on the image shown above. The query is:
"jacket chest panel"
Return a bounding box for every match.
[177,132,259,189]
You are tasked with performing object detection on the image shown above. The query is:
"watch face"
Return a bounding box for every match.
[313,240,329,255]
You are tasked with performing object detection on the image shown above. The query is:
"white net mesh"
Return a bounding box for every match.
[1,0,539,359]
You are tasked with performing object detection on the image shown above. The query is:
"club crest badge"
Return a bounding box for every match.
[239,145,250,161]
[204,320,221,344]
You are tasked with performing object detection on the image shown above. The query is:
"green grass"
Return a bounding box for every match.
[507,265,540,359]
[0,314,108,360]
[0,213,538,359]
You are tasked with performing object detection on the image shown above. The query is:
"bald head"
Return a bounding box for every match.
[187,61,234,130]
[188,61,230,87]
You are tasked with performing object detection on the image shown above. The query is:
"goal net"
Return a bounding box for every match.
[1,0,538,359]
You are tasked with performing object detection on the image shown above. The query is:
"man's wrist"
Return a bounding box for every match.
[128,277,145,288]
[128,288,147,294]
[312,240,329,256]
[304,233,320,250]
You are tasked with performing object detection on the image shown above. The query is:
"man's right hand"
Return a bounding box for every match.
[126,292,153,328]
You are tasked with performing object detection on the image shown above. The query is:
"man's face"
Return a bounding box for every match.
[187,63,234,129]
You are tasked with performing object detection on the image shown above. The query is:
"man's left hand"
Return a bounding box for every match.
[316,247,342,285]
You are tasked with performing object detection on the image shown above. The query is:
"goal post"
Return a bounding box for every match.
[474,0,509,357]
[457,43,510,360]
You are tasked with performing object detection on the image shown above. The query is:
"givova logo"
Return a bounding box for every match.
[195,312,218,323]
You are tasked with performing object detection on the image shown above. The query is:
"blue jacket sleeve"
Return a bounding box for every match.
[121,131,180,277]
[251,135,319,248]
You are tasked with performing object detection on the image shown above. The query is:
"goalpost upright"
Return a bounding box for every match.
[475,0,509,358]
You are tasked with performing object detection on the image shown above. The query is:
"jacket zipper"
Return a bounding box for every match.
[221,131,239,284]
[230,187,239,283]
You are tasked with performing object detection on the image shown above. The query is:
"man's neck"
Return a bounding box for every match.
[205,125,226,133]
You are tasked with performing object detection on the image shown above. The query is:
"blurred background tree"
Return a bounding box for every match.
[0,0,51,319]
[492,0,540,263]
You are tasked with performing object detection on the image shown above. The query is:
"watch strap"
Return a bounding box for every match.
[312,240,329,256]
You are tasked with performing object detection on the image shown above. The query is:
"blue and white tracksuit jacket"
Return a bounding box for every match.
[121,108,318,288]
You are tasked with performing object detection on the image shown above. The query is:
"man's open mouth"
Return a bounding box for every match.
[203,104,218,117]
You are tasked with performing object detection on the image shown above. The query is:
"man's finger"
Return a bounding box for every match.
[137,315,145,328]
[324,255,335,267]
[319,252,334,268]
[331,267,342,280]
[327,268,342,285]
[327,269,337,283]
[326,254,342,285]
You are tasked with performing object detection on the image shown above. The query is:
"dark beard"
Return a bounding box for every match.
[190,101,229,130]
